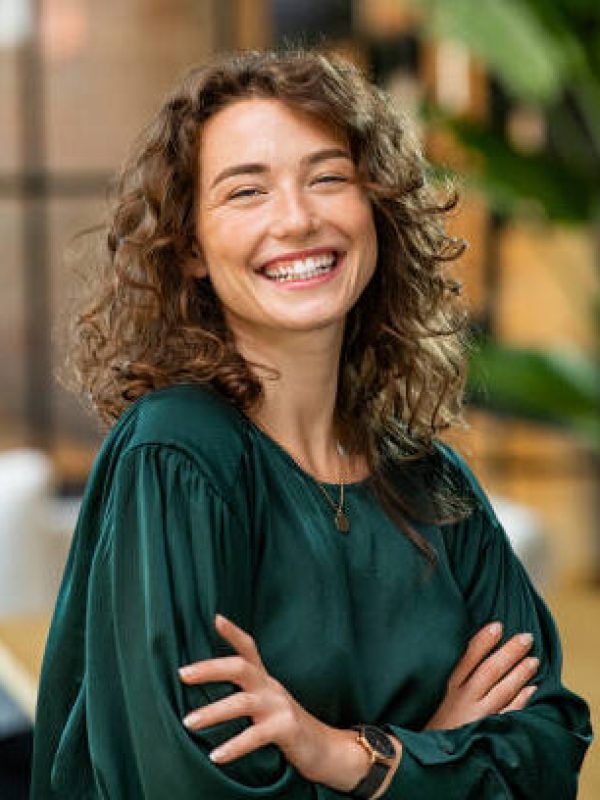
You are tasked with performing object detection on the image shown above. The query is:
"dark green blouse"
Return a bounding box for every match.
[31,384,592,798]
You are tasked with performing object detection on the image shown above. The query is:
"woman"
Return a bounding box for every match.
[32,49,592,798]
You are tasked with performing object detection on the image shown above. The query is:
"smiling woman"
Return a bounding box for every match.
[32,49,592,799]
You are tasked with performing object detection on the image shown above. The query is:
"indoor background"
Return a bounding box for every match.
[0,0,597,797]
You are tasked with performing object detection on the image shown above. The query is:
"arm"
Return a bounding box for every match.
[423,621,541,730]
[379,448,593,799]
[178,612,399,794]
[89,444,394,799]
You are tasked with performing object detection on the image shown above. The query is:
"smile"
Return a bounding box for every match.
[258,250,343,287]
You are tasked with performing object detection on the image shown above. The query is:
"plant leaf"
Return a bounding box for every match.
[467,342,600,448]
[410,0,571,102]
[436,115,598,222]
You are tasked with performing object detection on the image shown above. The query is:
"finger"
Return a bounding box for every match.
[183,691,258,731]
[179,655,260,689]
[481,656,540,713]
[468,633,535,699]
[449,623,503,688]
[215,615,264,669]
[498,684,538,715]
[208,720,276,765]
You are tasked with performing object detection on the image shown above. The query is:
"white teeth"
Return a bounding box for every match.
[263,252,337,281]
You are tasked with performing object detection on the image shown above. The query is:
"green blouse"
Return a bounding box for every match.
[31,384,592,798]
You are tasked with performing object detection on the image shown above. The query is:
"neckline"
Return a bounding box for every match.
[243,415,371,490]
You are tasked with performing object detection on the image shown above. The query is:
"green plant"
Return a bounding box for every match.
[407,0,600,448]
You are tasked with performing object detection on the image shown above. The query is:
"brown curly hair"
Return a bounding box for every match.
[66,47,472,567]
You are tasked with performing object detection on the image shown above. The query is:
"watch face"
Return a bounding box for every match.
[364,725,396,759]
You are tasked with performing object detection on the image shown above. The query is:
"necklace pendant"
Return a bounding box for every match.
[335,509,350,533]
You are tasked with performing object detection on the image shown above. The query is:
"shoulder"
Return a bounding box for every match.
[433,440,498,522]
[107,383,247,493]
[431,441,507,579]
[432,439,474,481]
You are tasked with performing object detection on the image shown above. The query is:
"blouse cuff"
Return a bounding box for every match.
[380,723,462,797]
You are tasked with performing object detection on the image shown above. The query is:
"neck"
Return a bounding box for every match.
[227,316,346,481]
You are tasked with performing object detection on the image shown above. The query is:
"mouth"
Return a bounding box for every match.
[257,249,344,287]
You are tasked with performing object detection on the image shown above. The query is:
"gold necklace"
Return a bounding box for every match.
[315,442,350,533]
[249,418,350,533]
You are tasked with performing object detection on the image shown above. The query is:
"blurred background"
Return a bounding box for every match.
[0,0,597,796]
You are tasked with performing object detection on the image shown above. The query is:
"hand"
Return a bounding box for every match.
[179,614,370,791]
[423,622,539,731]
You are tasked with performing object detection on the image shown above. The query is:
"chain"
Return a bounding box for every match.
[249,417,351,533]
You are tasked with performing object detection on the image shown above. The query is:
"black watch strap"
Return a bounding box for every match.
[349,760,388,799]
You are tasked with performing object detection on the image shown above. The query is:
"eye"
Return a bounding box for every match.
[228,187,265,201]
[314,174,348,185]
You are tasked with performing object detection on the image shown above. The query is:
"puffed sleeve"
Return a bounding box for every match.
[83,444,332,799]
[380,446,593,799]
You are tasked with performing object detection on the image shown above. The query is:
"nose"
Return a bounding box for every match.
[269,185,319,239]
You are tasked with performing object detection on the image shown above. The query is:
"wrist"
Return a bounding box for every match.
[305,723,402,796]
[338,729,371,792]
[312,727,371,792]
[318,726,403,795]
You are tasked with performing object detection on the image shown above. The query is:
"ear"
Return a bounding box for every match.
[184,241,209,279]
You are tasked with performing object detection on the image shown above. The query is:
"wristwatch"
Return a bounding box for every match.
[349,724,397,799]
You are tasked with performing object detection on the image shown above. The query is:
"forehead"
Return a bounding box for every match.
[198,98,348,182]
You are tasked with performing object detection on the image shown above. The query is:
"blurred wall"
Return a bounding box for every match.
[0,0,220,446]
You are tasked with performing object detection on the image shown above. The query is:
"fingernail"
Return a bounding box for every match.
[527,657,540,670]
[488,622,502,637]
[183,711,201,728]
[178,666,194,680]
[527,685,538,697]
[519,633,534,646]
[210,746,226,762]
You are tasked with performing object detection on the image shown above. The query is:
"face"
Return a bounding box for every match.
[193,97,378,343]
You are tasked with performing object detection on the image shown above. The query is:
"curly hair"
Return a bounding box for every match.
[66,47,472,567]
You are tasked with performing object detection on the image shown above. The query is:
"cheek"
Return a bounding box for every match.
[200,215,232,263]
[337,192,377,252]
[201,211,264,268]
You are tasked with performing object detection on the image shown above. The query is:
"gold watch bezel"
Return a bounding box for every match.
[354,726,397,768]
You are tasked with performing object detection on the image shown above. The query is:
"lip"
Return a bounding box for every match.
[258,252,345,289]
[257,246,342,273]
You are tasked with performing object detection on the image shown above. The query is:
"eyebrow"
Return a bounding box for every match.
[209,147,352,189]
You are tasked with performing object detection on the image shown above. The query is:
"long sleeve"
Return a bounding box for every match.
[381,447,593,799]
[32,381,593,799]
[63,444,330,799]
